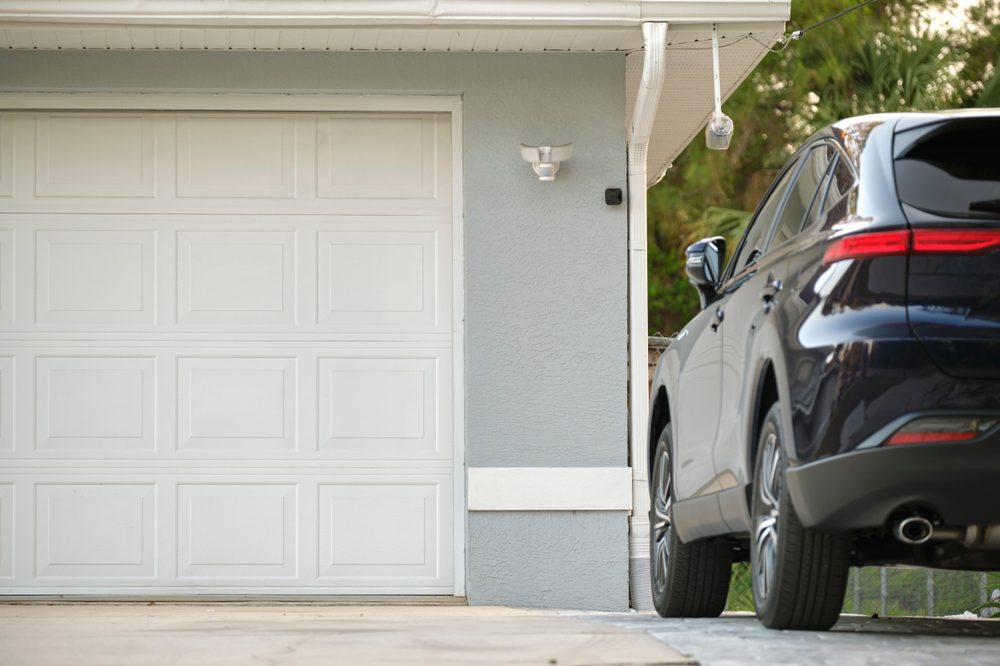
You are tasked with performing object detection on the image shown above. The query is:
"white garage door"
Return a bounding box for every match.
[0,108,457,594]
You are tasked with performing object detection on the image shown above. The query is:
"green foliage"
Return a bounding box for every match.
[648,0,999,334]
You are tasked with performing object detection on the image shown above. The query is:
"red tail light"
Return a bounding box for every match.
[822,230,910,264]
[911,229,1000,254]
[886,431,978,446]
[823,228,1000,265]
[884,416,998,446]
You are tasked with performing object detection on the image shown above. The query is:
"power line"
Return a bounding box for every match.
[651,0,885,55]
[789,0,883,41]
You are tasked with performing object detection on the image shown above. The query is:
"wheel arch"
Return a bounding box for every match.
[748,360,780,478]
[648,384,671,482]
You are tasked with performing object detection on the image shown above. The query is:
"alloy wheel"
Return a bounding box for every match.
[753,431,781,604]
[651,442,672,595]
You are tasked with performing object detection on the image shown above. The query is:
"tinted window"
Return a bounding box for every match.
[729,158,800,274]
[812,153,856,228]
[895,120,1000,219]
[769,145,835,248]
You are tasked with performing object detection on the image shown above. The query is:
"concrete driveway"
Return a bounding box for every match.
[0,604,688,666]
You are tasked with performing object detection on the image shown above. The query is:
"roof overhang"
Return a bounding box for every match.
[0,1,790,183]
[0,1,789,51]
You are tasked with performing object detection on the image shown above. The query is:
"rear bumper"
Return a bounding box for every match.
[785,432,1000,530]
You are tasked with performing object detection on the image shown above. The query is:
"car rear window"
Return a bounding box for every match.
[894,119,1000,219]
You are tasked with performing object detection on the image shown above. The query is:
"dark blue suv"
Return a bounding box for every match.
[648,111,1000,630]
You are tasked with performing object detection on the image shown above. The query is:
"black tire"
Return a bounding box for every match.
[750,402,850,630]
[650,425,733,617]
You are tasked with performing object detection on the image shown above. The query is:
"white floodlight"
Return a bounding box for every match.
[519,143,574,181]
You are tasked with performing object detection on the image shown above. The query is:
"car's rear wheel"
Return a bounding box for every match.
[650,425,733,617]
[751,403,850,630]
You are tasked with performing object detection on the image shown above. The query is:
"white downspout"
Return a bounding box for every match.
[627,21,667,610]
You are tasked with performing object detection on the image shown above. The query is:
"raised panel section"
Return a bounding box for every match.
[177,115,296,198]
[36,231,155,325]
[36,357,155,451]
[35,484,155,578]
[177,231,295,325]
[35,115,155,197]
[318,482,445,583]
[318,230,441,328]
[0,357,12,451]
[0,484,11,578]
[0,116,12,197]
[318,115,437,200]
[177,484,297,578]
[178,357,296,451]
[318,354,448,458]
[0,230,12,325]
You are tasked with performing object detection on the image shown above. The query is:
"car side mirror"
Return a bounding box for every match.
[685,236,727,308]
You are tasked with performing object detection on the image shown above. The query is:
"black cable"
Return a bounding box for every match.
[790,0,882,40]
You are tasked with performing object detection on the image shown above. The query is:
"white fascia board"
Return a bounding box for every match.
[0,1,790,27]
[467,467,633,511]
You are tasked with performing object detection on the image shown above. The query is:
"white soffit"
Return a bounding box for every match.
[627,22,785,186]
[0,26,644,51]
[0,0,790,51]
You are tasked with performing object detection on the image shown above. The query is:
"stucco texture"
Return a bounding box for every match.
[0,51,630,608]
[468,511,629,610]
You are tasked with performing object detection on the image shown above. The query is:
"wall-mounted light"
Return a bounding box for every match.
[705,24,734,151]
[520,143,574,181]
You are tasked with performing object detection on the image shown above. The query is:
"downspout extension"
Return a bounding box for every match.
[627,21,667,611]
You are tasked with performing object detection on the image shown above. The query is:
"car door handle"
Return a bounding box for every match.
[761,274,783,303]
[711,307,724,332]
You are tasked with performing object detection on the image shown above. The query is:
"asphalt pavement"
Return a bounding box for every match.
[582,611,1000,666]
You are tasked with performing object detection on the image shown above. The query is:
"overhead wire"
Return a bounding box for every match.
[650,0,884,54]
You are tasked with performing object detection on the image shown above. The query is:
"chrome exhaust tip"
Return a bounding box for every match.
[894,516,934,545]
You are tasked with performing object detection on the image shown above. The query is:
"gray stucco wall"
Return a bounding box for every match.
[0,51,630,609]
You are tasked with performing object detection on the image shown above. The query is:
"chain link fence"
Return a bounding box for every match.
[725,562,1000,618]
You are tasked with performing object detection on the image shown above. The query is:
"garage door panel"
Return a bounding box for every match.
[177,356,297,452]
[177,115,297,199]
[177,483,297,579]
[0,229,12,325]
[35,483,156,579]
[0,116,12,198]
[0,484,11,579]
[318,479,450,585]
[318,352,450,460]
[0,356,11,452]
[35,114,156,199]
[177,230,296,326]
[35,356,156,452]
[318,228,449,330]
[36,230,156,325]
[317,114,442,201]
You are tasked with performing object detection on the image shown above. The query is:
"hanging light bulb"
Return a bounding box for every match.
[705,24,734,151]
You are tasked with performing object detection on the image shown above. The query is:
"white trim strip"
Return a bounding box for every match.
[0,93,461,113]
[0,1,791,27]
[467,467,633,511]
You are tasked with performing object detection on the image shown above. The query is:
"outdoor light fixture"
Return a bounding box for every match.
[519,143,574,181]
[705,24,734,151]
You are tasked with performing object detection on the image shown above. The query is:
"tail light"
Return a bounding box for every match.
[823,228,1000,265]
[885,416,998,446]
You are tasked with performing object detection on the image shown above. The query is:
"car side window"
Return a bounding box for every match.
[769,145,835,248]
[728,157,801,275]
[810,151,857,228]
